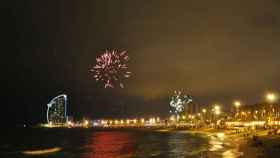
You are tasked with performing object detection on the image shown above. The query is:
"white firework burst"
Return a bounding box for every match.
[169,90,192,114]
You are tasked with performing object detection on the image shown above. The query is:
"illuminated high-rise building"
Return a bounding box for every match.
[46,94,67,124]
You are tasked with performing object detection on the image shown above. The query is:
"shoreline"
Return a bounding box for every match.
[12,126,280,158]
[237,129,280,158]
[6,126,280,157]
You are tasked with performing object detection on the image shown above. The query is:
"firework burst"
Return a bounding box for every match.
[90,50,131,88]
[170,91,192,114]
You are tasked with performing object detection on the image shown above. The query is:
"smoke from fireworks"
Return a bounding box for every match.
[170,91,192,114]
[90,50,131,88]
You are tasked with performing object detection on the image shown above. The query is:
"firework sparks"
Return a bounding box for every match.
[170,91,192,114]
[90,50,131,88]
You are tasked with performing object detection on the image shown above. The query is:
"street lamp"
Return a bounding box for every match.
[201,108,207,124]
[214,105,220,111]
[233,101,241,120]
[266,93,277,103]
[234,101,241,108]
[212,104,221,123]
[141,118,145,124]
[215,110,221,115]
[202,108,207,113]
[84,120,89,127]
[265,92,279,122]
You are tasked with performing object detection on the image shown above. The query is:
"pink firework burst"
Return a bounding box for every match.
[90,50,131,88]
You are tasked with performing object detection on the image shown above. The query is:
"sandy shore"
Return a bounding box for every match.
[169,128,245,158]
[179,128,280,158]
[237,130,280,158]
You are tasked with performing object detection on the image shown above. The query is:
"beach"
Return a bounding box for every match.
[178,127,280,158]
[237,129,280,158]
[2,127,280,158]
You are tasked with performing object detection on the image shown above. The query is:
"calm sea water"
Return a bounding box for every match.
[0,128,239,158]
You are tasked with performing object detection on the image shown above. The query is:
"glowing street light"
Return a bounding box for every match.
[266,93,277,103]
[234,101,241,108]
[67,121,73,126]
[212,104,221,118]
[149,118,155,124]
[215,110,221,115]
[202,108,207,113]
[101,120,106,124]
[233,101,241,119]
[156,117,160,122]
[214,105,220,111]
[265,92,278,122]
[84,120,89,126]
[133,119,137,124]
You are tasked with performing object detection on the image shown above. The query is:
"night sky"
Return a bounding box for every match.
[3,0,280,125]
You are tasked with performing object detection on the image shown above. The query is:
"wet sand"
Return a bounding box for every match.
[176,128,245,158]
[238,130,280,158]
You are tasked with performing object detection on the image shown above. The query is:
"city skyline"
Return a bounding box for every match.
[3,0,280,125]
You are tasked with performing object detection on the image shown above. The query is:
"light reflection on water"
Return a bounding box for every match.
[209,133,225,152]
[81,131,210,158]
[0,128,243,158]
[22,147,62,155]
[82,132,134,158]
[208,132,243,158]
[222,149,243,158]
[167,132,208,157]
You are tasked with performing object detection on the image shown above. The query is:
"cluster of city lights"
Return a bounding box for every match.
[44,92,280,129]
[212,105,221,115]
[93,117,162,127]
[166,92,280,128]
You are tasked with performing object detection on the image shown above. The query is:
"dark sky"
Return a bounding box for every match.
[3,0,280,125]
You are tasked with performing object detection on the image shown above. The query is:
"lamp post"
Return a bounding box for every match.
[214,105,221,118]
[214,105,220,111]
[202,108,207,123]
[265,93,278,124]
[212,104,221,128]
[233,101,241,120]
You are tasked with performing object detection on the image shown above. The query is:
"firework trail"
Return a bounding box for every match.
[90,50,131,88]
[170,90,192,114]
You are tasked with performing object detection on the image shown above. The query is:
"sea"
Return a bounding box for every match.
[0,128,241,158]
